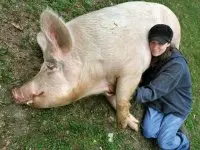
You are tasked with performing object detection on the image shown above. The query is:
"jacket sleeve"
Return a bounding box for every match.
[135,62,184,103]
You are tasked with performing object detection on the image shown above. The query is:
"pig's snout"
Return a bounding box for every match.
[12,87,44,104]
[12,88,25,104]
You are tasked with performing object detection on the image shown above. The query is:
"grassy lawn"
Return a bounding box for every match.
[0,0,199,149]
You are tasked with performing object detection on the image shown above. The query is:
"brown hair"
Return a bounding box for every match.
[150,45,176,68]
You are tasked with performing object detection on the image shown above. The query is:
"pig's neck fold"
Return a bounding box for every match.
[63,52,108,102]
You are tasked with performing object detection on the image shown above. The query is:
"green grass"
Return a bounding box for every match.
[0,0,200,149]
[0,48,13,84]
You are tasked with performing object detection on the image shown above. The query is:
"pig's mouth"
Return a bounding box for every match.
[12,88,44,105]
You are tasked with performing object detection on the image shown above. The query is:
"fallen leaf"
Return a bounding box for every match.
[93,139,97,143]
[108,133,114,142]
[11,23,23,31]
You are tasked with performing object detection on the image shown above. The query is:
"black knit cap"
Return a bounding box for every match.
[148,24,173,44]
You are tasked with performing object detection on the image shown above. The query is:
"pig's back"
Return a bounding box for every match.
[67,1,180,74]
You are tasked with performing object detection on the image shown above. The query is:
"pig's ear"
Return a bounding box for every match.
[37,32,47,52]
[40,9,72,53]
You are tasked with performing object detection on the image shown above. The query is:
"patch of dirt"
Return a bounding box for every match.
[0,105,31,149]
[0,2,43,148]
[1,3,42,83]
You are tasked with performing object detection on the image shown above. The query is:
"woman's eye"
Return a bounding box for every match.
[47,64,56,70]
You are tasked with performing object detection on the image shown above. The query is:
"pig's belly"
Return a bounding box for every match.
[80,79,114,98]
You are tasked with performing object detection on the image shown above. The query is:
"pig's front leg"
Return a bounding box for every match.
[105,94,139,131]
[115,74,141,130]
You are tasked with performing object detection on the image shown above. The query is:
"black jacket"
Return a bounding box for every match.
[135,49,192,119]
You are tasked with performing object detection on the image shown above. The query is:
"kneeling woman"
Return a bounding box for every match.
[134,24,192,150]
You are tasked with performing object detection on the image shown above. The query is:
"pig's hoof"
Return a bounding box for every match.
[127,114,139,131]
[117,116,129,129]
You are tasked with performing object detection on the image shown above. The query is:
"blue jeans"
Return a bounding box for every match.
[142,107,190,150]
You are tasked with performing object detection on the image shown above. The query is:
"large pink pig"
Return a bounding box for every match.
[12,2,181,131]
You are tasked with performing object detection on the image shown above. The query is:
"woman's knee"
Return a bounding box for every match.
[142,127,157,138]
[142,107,163,139]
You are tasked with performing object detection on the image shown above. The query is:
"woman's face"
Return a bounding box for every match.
[149,41,170,57]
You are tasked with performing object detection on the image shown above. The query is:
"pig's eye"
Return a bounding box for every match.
[46,63,57,70]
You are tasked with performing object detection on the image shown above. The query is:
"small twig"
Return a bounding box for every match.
[131,135,138,142]
[11,23,23,31]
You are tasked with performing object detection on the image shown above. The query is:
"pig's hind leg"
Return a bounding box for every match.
[105,94,139,131]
